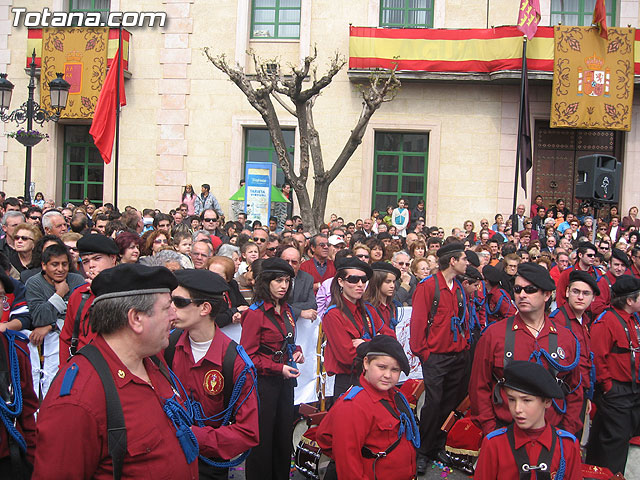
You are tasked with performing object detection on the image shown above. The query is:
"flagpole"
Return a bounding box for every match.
[114,24,122,209]
[512,37,527,230]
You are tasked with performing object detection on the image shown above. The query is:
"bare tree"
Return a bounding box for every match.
[204,47,400,232]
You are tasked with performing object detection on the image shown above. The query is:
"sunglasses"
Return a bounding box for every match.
[171,296,210,309]
[356,254,370,259]
[266,246,277,252]
[316,243,329,248]
[252,237,267,243]
[203,218,218,222]
[14,235,33,242]
[154,238,168,244]
[29,216,41,221]
[344,274,368,284]
[585,253,596,258]
[513,285,540,294]
[395,262,410,267]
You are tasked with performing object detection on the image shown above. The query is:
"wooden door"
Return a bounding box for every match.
[533,122,623,212]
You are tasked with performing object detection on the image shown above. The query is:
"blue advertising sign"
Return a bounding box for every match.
[245,161,275,225]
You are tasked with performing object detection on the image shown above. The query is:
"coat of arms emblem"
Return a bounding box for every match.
[577,54,610,97]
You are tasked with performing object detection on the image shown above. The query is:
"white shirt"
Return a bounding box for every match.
[189,336,212,363]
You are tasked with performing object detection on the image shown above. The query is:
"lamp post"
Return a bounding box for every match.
[0,50,70,202]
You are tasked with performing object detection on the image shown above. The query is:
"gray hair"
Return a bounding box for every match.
[192,229,210,243]
[42,210,64,230]
[1,211,25,226]
[90,293,159,335]
[217,244,239,259]
[139,250,191,269]
[392,250,410,262]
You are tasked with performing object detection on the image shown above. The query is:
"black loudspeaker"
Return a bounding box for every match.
[575,154,621,203]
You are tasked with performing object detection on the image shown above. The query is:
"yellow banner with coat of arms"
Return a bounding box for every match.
[551,26,635,131]
[40,27,109,119]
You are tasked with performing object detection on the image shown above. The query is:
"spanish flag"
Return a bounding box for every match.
[593,0,608,40]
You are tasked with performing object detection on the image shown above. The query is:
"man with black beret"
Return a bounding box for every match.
[587,275,640,473]
[59,234,119,363]
[34,264,199,479]
[410,242,470,472]
[475,361,582,480]
[604,247,632,288]
[550,270,600,419]
[168,269,259,479]
[471,263,583,440]
[556,241,610,316]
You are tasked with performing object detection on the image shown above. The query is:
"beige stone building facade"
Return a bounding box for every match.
[0,0,638,232]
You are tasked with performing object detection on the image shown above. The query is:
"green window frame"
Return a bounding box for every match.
[244,128,295,187]
[69,0,110,13]
[380,0,434,28]
[251,0,301,39]
[63,125,104,206]
[373,132,428,212]
[550,0,616,27]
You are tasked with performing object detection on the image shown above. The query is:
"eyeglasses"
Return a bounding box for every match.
[316,243,329,248]
[395,262,410,267]
[356,254,370,259]
[531,255,539,260]
[14,235,33,242]
[585,253,596,258]
[513,285,540,294]
[252,237,267,243]
[285,223,294,227]
[599,246,610,251]
[569,288,593,297]
[266,246,277,252]
[154,238,168,244]
[344,274,368,284]
[171,296,210,309]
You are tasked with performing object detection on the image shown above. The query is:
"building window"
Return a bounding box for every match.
[550,0,616,27]
[69,0,109,23]
[373,132,428,211]
[251,0,301,39]
[244,128,295,186]
[380,0,434,28]
[63,126,104,205]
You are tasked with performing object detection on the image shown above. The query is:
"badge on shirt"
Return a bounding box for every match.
[557,347,565,360]
[203,369,224,396]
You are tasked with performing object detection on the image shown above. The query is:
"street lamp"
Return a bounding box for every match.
[0,49,70,202]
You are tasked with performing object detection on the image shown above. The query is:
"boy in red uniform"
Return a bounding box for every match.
[475,360,582,480]
[482,264,517,325]
[316,334,420,480]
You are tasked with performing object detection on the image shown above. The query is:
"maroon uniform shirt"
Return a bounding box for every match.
[34,335,198,479]
[299,258,336,285]
[170,329,259,460]
[0,333,37,464]
[474,423,582,480]
[409,271,469,363]
[240,301,301,376]
[486,284,517,324]
[591,307,640,393]
[59,284,95,365]
[469,314,583,436]
[322,298,393,375]
[316,375,417,480]
[556,264,611,316]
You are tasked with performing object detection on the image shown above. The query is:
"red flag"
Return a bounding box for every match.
[90,45,126,164]
[593,0,608,40]
[517,0,541,40]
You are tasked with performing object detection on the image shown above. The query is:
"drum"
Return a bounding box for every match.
[294,425,332,480]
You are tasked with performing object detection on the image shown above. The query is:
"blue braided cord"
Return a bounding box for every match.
[0,331,26,452]
[163,394,199,463]
[486,291,507,316]
[450,279,467,342]
[199,449,251,469]
[468,301,477,331]
[362,332,372,340]
[556,430,566,480]
[396,392,421,449]
[528,329,581,373]
[587,351,596,400]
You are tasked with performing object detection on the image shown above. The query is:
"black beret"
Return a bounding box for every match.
[568,270,600,296]
[437,242,464,258]
[503,361,564,399]
[464,265,483,282]
[78,234,119,255]
[260,257,295,278]
[612,275,640,298]
[377,232,392,240]
[356,334,410,375]
[577,241,598,253]
[335,257,374,280]
[92,264,178,303]
[517,262,556,291]
[371,261,401,280]
[465,250,480,267]
[482,265,503,286]
[611,248,631,267]
[0,271,14,295]
[174,269,229,296]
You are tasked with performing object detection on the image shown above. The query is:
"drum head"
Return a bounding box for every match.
[317,453,332,480]
[292,418,309,451]
[416,389,425,420]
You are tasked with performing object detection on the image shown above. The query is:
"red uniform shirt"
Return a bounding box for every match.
[632,264,640,279]
[591,307,640,393]
[322,298,393,375]
[169,329,259,460]
[59,284,95,365]
[409,272,469,362]
[474,423,582,480]
[316,376,417,480]
[486,284,517,324]
[374,302,396,330]
[240,301,301,376]
[299,258,336,285]
[475,284,487,328]
[0,333,37,464]
[33,335,198,480]
[469,314,583,436]
[549,305,593,395]
[556,265,611,316]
